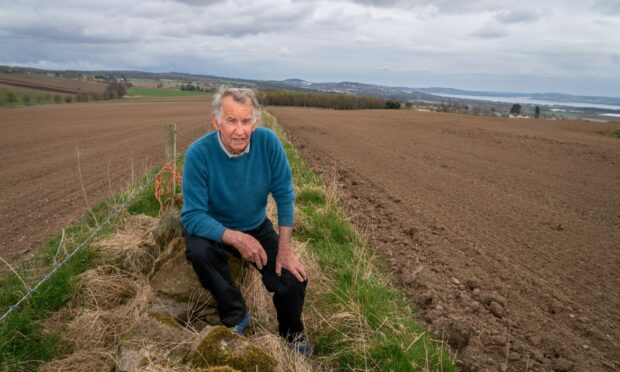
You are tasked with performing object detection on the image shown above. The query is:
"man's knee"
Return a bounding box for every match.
[185,235,219,264]
[275,270,307,296]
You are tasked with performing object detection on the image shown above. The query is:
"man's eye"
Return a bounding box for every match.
[242,119,253,125]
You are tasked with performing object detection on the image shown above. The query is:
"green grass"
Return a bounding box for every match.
[612,128,620,138]
[127,87,208,97]
[264,112,456,370]
[0,166,163,371]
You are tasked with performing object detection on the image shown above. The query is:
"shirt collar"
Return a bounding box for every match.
[217,132,251,158]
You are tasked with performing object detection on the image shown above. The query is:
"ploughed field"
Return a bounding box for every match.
[0,73,107,95]
[270,107,620,371]
[0,100,210,267]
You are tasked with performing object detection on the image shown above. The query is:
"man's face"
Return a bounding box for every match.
[212,96,258,154]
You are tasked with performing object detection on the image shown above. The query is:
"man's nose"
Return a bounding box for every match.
[232,123,244,134]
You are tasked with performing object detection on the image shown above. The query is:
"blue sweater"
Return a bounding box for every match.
[181,127,295,242]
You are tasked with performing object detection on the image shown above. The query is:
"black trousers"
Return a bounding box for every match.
[185,218,307,341]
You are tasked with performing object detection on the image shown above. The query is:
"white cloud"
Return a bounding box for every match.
[0,0,618,95]
[278,46,291,57]
[356,35,373,44]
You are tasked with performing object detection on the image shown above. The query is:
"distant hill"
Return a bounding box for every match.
[2,65,619,109]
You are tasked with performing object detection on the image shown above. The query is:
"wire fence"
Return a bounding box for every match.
[0,171,155,323]
[0,124,204,324]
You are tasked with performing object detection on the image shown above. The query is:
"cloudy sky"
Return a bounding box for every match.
[1,0,619,96]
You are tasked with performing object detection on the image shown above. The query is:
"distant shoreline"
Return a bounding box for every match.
[432,93,620,111]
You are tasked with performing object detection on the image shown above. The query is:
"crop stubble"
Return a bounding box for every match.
[270,107,620,371]
[0,100,211,267]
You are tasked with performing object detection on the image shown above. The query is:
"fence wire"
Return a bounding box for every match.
[0,125,203,324]
[0,172,155,324]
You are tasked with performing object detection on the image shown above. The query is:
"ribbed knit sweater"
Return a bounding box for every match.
[181,127,294,242]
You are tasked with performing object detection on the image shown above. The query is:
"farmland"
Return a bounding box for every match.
[1,100,619,370]
[270,107,620,371]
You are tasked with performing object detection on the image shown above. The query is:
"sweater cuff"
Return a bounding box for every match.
[211,224,226,243]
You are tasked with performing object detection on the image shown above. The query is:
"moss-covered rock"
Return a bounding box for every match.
[189,326,276,372]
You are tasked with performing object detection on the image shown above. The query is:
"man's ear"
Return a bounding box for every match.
[211,114,220,131]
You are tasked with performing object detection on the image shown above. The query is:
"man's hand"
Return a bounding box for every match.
[276,227,307,282]
[222,229,268,270]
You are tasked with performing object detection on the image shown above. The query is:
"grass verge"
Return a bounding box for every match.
[264,111,456,370]
[0,167,163,371]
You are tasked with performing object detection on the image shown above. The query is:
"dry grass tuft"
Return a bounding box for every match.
[39,348,116,372]
[133,352,194,372]
[93,214,160,275]
[66,284,154,349]
[73,265,145,310]
[241,267,276,331]
[250,332,314,372]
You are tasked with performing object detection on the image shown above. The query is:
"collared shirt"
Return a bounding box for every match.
[217,132,251,158]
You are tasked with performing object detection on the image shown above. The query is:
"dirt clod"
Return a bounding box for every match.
[489,301,504,318]
[553,357,574,371]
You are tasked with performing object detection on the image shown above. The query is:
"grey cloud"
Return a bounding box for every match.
[495,9,546,24]
[347,0,502,12]
[167,0,226,6]
[594,0,620,15]
[188,2,313,37]
[4,23,134,44]
[471,22,509,39]
[346,0,403,7]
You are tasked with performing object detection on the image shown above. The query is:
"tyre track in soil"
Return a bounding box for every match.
[270,107,620,371]
[0,99,211,271]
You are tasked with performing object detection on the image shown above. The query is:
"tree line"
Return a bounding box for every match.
[257,90,401,110]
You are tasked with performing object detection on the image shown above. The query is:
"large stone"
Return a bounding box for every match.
[150,237,213,303]
[149,197,247,322]
[117,312,196,372]
[188,326,277,372]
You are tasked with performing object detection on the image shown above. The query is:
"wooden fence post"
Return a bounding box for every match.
[164,124,177,198]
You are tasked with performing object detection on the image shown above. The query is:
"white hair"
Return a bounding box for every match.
[212,86,261,124]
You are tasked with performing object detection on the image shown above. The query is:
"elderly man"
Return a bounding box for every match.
[181,87,311,355]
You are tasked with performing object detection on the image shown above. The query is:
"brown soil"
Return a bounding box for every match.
[0,73,107,94]
[0,100,211,268]
[270,107,620,371]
